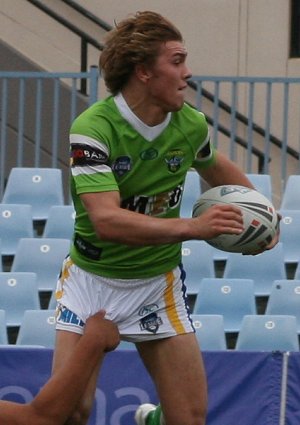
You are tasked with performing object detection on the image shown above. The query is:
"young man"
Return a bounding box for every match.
[0,311,119,425]
[52,10,279,425]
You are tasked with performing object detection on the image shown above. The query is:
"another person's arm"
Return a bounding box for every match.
[0,311,119,425]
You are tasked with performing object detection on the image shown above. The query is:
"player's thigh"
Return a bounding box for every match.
[136,333,207,422]
[52,330,101,414]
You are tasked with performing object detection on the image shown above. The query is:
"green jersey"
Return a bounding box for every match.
[69,94,216,278]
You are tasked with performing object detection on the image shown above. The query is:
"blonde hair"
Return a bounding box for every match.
[99,11,183,95]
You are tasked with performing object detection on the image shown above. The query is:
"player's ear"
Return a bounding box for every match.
[135,64,152,83]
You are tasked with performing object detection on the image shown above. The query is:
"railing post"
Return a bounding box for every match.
[89,66,99,105]
[80,38,88,95]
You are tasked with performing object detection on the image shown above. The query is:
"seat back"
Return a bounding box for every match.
[280,175,300,210]
[0,272,40,327]
[191,314,227,350]
[246,173,273,201]
[235,314,299,351]
[180,170,201,218]
[181,240,215,295]
[278,210,300,264]
[0,204,34,255]
[266,280,300,332]
[16,309,57,348]
[2,167,64,220]
[223,243,286,296]
[11,238,70,291]
[43,205,75,239]
[0,310,8,344]
[193,278,256,332]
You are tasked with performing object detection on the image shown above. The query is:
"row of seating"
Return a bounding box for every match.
[2,269,299,335]
[0,237,298,297]
[1,308,298,351]
[2,167,300,222]
[0,238,70,290]
[0,204,75,256]
[182,241,299,296]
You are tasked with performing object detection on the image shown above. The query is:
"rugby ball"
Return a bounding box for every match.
[192,185,278,254]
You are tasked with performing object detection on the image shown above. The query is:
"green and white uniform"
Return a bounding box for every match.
[69,93,216,279]
[55,93,216,339]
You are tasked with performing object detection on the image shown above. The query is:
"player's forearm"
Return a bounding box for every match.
[94,208,194,245]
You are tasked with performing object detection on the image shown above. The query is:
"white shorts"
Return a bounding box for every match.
[55,257,194,342]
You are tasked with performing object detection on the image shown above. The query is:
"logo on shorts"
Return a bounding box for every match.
[138,304,159,316]
[139,312,163,334]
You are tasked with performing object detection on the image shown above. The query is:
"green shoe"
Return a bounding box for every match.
[134,403,157,425]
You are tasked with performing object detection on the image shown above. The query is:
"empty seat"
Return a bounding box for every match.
[278,210,300,264]
[191,314,227,350]
[266,279,300,333]
[11,238,70,292]
[235,314,299,351]
[2,167,64,220]
[116,340,137,351]
[246,173,273,201]
[0,310,8,345]
[181,240,215,295]
[43,205,75,239]
[181,170,201,218]
[223,243,286,296]
[280,175,300,210]
[0,272,40,327]
[193,278,256,332]
[0,204,34,256]
[16,309,57,348]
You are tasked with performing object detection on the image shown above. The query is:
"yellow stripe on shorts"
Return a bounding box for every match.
[164,270,185,334]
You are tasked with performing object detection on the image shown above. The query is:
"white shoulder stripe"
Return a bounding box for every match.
[71,164,112,176]
[70,134,110,156]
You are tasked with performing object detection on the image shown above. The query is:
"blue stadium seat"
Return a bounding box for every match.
[11,238,70,292]
[116,340,137,351]
[0,310,8,345]
[278,210,300,264]
[16,309,56,348]
[223,243,286,296]
[181,240,215,295]
[191,314,227,350]
[193,278,256,332]
[0,272,40,327]
[265,280,300,333]
[246,173,273,201]
[0,204,34,256]
[235,314,299,351]
[2,167,64,220]
[280,175,300,210]
[180,170,201,218]
[42,205,75,239]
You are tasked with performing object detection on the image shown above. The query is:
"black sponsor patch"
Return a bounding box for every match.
[70,143,108,166]
[74,233,102,260]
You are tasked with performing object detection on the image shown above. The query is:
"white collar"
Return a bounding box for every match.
[114,93,171,142]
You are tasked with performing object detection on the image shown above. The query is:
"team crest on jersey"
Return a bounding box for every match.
[165,149,184,173]
[139,312,163,334]
[140,148,158,160]
[112,156,132,176]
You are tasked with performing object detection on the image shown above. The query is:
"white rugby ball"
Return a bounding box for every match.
[192,185,278,254]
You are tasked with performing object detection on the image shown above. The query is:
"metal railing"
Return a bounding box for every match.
[0,68,99,198]
[1,70,300,206]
